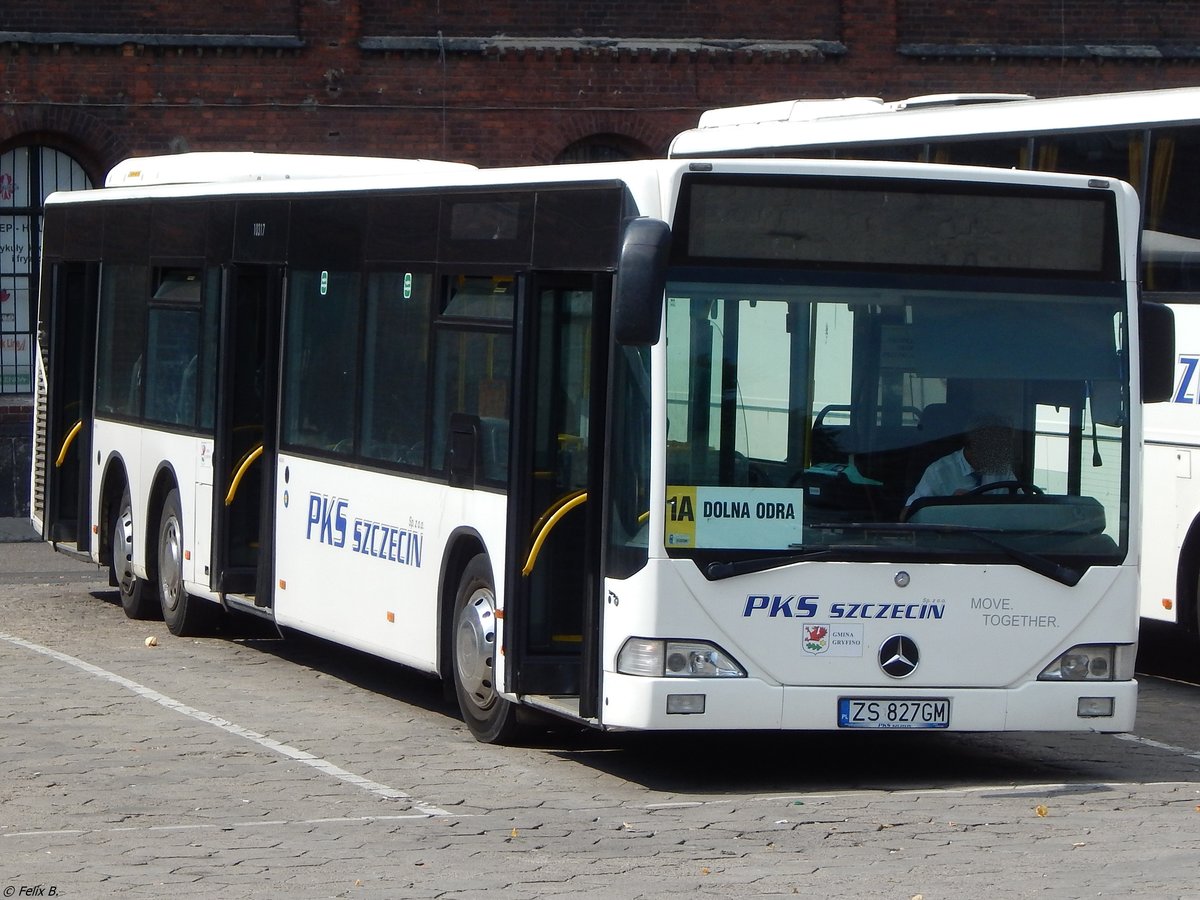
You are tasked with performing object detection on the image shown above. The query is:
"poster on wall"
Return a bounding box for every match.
[0,216,32,394]
[1,145,33,395]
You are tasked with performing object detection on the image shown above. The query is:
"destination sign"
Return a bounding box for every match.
[665,485,803,550]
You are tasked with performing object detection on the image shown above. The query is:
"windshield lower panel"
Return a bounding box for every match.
[663,272,1129,574]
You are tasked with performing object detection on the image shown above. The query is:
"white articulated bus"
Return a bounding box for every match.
[32,152,1167,741]
[673,86,1200,644]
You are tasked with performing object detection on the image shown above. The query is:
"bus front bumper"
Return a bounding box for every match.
[598,674,1137,733]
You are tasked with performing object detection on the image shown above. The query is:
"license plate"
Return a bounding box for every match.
[837,697,951,729]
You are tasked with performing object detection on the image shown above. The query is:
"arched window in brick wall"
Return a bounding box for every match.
[555,134,651,164]
[1,146,92,396]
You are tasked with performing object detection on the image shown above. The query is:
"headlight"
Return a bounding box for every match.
[617,638,745,678]
[1038,644,1125,681]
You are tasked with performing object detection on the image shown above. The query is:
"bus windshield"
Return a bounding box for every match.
[663,274,1129,576]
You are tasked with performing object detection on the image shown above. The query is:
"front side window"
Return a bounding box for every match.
[607,343,652,577]
[431,276,513,481]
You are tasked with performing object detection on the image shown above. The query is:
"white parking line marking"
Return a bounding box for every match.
[0,631,451,815]
[1113,731,1200,761]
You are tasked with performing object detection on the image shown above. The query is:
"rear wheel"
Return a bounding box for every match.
[158,488,215,636]
[113,487,157,620]
[452,554,522,743]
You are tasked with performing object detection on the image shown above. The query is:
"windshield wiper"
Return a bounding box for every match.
[703,544,891,580]
[808,522,1084,587]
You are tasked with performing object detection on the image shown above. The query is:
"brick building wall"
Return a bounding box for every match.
[1,0,1198,518]
[4,0,1199,176]
[899,0,1200,45]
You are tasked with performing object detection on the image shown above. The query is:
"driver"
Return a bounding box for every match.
[904,413,1016,515]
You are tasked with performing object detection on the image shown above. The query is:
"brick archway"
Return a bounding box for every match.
[555,133,655,163]
[529,112,675,165]
[0,105,130,185]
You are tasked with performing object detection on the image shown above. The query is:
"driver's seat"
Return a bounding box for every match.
[904,403,966,498]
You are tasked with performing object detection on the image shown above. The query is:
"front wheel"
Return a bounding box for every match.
[451,554,522,743]
[158,488,215,637]
[113,487,158,620]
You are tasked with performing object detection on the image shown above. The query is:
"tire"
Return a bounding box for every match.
[157,488,215,637]
[451,554,522,744]
[112,487,158,620]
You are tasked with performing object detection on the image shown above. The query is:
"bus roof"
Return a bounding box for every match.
[104,152,478,188]
[43,155,1138,229]
[671,85,1200,157]
[48,152,682,214]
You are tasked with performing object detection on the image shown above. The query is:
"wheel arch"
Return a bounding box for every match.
[97,453,131,569]
[1176,512,1200,635]
[437,527,490,684]
[144,462,182,584]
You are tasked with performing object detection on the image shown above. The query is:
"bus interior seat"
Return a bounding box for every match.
[809,404,851,464]
[665,443,750,486]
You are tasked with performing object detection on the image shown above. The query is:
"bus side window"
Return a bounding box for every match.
[95,264,149,420]
[432,331,513,481]
[144,269,203,429]
[432,275,514,483]
[281,270,361,455]
[362,271,432,467]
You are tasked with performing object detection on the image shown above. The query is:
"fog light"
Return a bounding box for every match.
[666,693,706,715]
[1077,697,1114,717]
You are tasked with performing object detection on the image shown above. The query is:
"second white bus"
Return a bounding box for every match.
[673,85,1199,645]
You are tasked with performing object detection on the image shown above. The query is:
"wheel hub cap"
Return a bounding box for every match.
[160,516,183,612]
[455,588,497,711]
[114,508,136,595]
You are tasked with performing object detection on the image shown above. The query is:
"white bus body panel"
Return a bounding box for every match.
[1142,301,1200,624]
[271,454,508,675]
[601,559,1138,732]
[91,420,144,572]
[92,420,212,589]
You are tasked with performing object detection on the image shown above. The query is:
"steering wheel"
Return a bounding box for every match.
[965,480,1044,496]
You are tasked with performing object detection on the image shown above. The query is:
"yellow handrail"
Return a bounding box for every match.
[224,443,264,506]
[527,487,586,541]
[522,491,588,576]
[54,420,83,468]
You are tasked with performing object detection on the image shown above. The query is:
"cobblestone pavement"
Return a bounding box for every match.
[1,543,1199,899]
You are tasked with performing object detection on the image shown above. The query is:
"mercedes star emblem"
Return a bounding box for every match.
[879,634,920,678]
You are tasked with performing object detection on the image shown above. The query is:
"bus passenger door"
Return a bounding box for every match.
[507,274,609,719]
[211,264,282,605]
[42,262,98,549]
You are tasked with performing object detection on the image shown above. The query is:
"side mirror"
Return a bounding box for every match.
[613,217,670,345]
[1140,300,1175,403]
